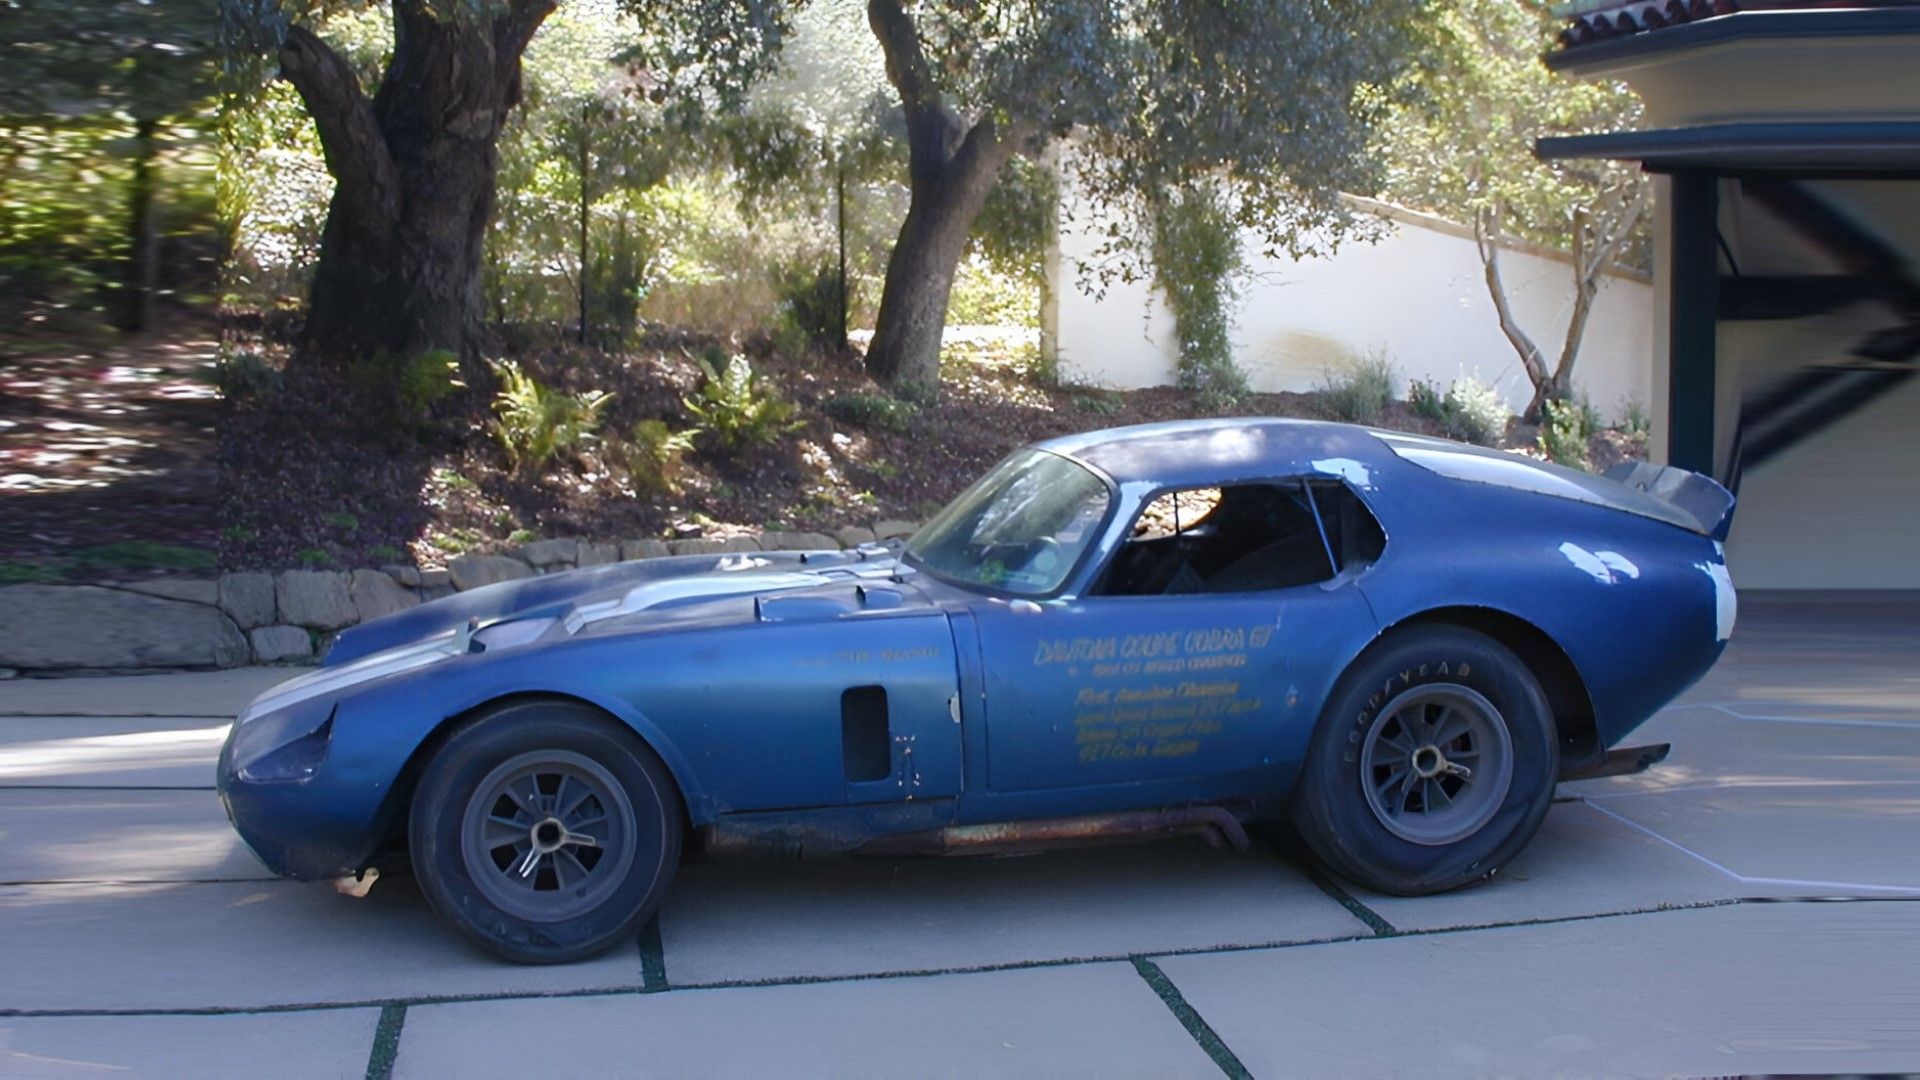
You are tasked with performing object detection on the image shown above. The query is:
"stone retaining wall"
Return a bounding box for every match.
[0,521,922,677]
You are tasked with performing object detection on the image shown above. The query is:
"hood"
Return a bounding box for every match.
[324,545,906,666]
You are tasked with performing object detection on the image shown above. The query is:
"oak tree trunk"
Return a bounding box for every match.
[865,163,1001,398]
[864,0,1020,401]
[282,1,552,370]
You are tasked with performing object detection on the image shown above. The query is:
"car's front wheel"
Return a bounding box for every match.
[409,699,682,964]
[1292,626,1558,895]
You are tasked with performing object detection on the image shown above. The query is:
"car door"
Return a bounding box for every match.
[971,480,1380,793]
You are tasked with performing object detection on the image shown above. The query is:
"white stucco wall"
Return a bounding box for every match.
[1049,198,1655,424]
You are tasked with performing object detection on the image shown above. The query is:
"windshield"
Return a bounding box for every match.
[905,449,1112,596]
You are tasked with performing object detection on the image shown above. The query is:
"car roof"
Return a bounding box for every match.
[1032,418,1394,488]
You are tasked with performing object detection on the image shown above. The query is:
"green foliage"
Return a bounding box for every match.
[1317,347,1398,423]
[623,418,698,495]
[488,359,615,472]
[323,511,359,533]
[70,542,216,574]
[0,561,66,584]
[1439,377,1508,447]
[1538,397,1595,471]
[214,350,284,401]
[1072,391,1123,417]
[397,350,463,412]
[0,0,218,326]
[1150,183,1246,407]
[487,5,680,341]
[1620,397,1650,437]
[683,351,800,452]
[947,253,1040,328]
[1408,377,1446,422]
[1375,0,1647,265]
[296,547,335,568]
[967,156,1055,300]
[344,349,461,422]
[367,544,406,563]
[823,392,917,433]
[773,259,844,352]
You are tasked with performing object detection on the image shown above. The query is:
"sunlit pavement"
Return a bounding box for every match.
[1,595,1916,1078]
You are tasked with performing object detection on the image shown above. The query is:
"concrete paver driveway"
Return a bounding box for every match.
[1,595,1915,1078]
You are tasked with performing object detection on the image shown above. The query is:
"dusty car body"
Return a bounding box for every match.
[219,418,1736,961]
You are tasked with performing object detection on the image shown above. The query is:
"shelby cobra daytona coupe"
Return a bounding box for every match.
[220,418,1737,962]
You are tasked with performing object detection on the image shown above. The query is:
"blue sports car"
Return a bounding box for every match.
[219,419,1737,962]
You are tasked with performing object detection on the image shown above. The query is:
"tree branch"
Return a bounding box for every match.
[495,0,557,89]
[279,25,398,230]
[867,0,963,184]
[1553,182,1648,387]
[1474,206,1552,402]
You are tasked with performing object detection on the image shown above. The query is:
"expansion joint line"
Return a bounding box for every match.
[365,1003,407,1080]
[639,915,669,992]
[1131,956,1253,1080]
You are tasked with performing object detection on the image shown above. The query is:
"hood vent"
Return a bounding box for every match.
[754,586,910,623]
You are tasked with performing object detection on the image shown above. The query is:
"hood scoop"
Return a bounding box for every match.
[754,585,907,623]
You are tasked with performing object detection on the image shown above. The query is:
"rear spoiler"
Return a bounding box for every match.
[1602,461,1736,542]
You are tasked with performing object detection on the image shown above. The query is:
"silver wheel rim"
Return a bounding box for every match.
[1359,684,1514,846]
[460,749,637,922]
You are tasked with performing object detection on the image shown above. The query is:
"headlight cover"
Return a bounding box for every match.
[231,704,334,784]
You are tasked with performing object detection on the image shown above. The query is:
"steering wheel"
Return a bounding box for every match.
[1023,535,1065,575]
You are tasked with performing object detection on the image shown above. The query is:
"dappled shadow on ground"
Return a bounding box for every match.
[0,312,220,571]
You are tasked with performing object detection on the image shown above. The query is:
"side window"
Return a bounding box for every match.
[1095,480,1383,597]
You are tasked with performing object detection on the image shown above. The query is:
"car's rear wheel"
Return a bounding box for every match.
[1292,626,1557,895]
[409,699,681,964]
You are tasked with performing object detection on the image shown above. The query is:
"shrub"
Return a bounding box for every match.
[1619,397,1650,437]
[823,391,917,434]
[1072,391,1123,416]
[1408,377,1445,422]
[1439,376,1508,446]
[773,260,843,354]
[348,349,461,419]
[213,349,283,401]
[393,349,462,414]
[1317,346,1397,423]
[623,418,698,494]
[1538,396,1595,471]
[684,352,800,452]
[488,359,614,472]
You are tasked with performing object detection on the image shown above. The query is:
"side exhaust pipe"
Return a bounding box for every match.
[854,807,1253,857]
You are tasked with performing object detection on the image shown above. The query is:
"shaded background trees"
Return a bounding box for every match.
[1,0,219,339]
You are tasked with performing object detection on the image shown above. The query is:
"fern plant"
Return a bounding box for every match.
[683,353,800,452]
[624,419,698,495]
[488,359,614,472]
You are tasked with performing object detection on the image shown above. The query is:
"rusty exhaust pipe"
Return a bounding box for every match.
[854,806,1252,857]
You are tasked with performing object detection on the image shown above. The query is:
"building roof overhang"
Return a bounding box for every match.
[1548,4,1920,74]
[1536,121,1920,173]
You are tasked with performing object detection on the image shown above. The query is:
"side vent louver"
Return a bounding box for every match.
[841,686,890,782]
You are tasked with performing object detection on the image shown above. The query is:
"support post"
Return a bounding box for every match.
[1668,170,1720,477]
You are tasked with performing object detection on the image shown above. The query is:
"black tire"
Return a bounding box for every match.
[409,699,682,964]
[1292,626,1558,895]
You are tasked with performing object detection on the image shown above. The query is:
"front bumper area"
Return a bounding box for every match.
[217,706,396,881]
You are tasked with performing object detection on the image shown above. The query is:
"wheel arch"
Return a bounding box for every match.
[365,690,705,866]
[1380,606,1602,778]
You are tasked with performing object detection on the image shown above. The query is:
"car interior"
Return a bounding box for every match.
[1095,480,1385,596]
